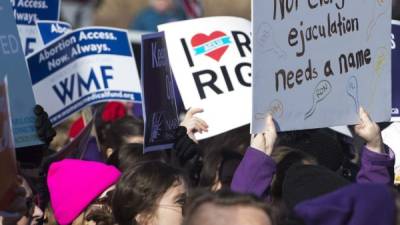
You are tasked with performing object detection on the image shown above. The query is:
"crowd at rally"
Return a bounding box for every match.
[1,0,400,225]
[0,101,398,225]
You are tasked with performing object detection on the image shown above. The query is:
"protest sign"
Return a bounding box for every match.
[27,27,142,125]
[141,32,180,152]
[392,20,400,121]
[0,78,18,210]
[382,122,400,184]
[252,0,392,133]
[11,0,61,55]
[0,1,41,148]
[159,17,252,139]
[36,20,72,45]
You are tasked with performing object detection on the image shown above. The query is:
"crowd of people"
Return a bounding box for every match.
[0,101,398,225]
[1,0,399,225]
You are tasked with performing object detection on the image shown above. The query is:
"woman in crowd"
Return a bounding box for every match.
[111,161,187,225]
[45,159,120,225]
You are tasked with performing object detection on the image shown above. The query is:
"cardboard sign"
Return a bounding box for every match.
[0,78,18,210]
[36,20,72,45]
[11,0,61,55]
[0,1,41,148]
[252,0,392,133]
[27,27,142,125]
[141,32,180,152]
[159,17,252,139]
[392,20,400,121]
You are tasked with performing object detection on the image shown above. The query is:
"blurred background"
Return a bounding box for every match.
[59,0,400,74]
[61,0,251,30]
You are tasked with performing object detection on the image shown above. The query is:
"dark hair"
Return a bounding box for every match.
[112,161,187,225]
[275,129,344,171]
[107,143,167,171]
[199,124,250,156]
[199,149,242,190]
[104,116,144,151]
[182,189,276,225]
[270,147,317,202]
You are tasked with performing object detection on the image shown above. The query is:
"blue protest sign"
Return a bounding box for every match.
[36,20,71,45]
[141,32,181,152]
[0,1,41,148]
[11,0,61,55]
[27,27,142,125]
[392,20,400,120]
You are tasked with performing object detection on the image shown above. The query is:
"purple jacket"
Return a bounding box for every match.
[294,183,396,225]
[231,146,394,198]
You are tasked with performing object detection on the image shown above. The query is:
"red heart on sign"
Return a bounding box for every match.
[191,31,230,62]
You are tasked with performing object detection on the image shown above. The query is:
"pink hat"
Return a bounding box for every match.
[47,159,121,225]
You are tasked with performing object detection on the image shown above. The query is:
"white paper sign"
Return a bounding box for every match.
[252,0,392,133]
[159,17,252,139]
[27,27,142,125]
[382,123,400,169]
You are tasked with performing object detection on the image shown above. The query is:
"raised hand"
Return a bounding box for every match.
[180,108,208,143]
[354,107,384,153]
[251,114,277,155]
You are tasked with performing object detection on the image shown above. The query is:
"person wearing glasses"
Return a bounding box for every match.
[111,161,187,225]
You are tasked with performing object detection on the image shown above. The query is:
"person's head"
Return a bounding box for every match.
[104,116,144,158]
[0,176,44,225]
[275,129,345,171]
[149,0,175,12]
[107,143,167,172]
[183,190,275,225]
[16,177,44,225]
[112,161,187,225]
[270,146,317,202]
[199,149,243,191]
[46,159,121,225]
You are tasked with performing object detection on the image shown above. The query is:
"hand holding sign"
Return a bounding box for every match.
[251,114,277,156]
[355,107,384,153]
[180,108,208,143]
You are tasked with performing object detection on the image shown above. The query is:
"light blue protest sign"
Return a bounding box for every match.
[0,1,41,148]
[252,0,392,132]
[27,27,142,125]
[36,20,71,45]
[11,0,61,55]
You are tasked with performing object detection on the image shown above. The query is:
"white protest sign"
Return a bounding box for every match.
[382,122,400,183]
[36,20,72,46]
[159,17,252,139]
[27,27,142,125]
[252,0,392,133]
[11,0,61,55]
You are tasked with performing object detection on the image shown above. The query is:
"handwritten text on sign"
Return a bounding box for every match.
[252,0,392,132]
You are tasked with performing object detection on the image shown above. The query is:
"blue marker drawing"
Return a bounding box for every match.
[347,76,360,113]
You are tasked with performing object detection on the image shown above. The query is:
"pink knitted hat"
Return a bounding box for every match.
[47,159,121,225]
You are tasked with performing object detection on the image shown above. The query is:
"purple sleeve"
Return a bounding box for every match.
[356,145,395,185]
[231,147,276,198]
